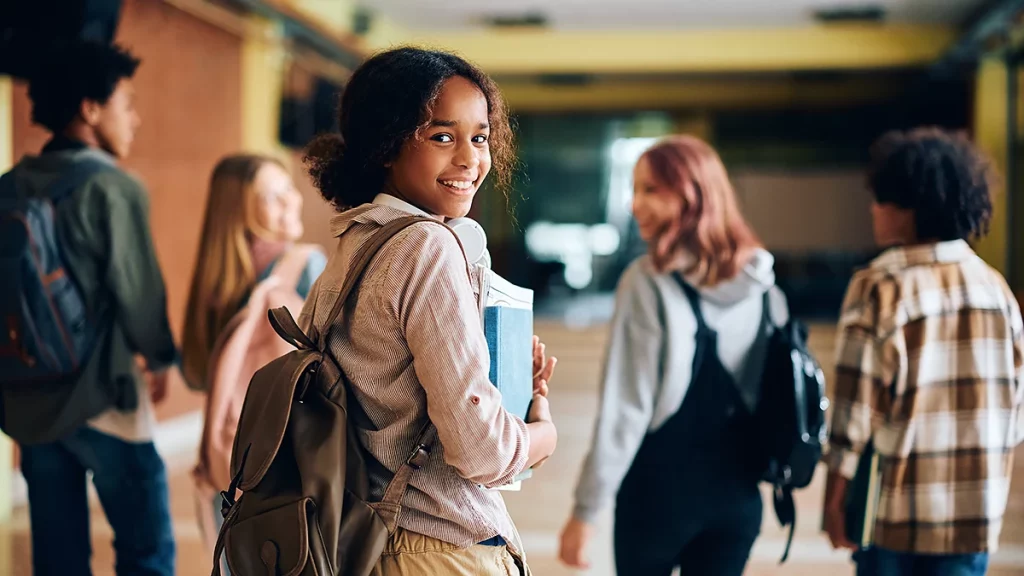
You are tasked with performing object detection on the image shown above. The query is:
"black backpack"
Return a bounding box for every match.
[751,291,828,563]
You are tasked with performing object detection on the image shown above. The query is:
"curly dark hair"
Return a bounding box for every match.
[868,127,995,242]
[27,41,140,133]
[304,47,515,210]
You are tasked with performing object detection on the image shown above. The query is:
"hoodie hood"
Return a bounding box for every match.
[681,247,777,307]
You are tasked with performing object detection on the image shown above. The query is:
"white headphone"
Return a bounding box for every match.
[447,217,491,269]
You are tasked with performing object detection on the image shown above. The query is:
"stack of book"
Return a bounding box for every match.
[482,269,535,491]
[449,216,537,492]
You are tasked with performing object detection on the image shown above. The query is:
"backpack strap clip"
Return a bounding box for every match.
[221,444,250,518]
[406,443,431,471]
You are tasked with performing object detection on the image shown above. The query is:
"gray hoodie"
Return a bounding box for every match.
[571,249,788,523]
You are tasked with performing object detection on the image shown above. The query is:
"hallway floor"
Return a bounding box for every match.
[3,322,1023,575]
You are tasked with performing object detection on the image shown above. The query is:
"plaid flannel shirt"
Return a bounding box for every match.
[825,240,1024,554]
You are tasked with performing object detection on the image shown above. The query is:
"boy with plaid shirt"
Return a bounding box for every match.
[823,128,1024,576]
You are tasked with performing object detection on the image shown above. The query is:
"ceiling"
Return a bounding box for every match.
[361,0,986,31]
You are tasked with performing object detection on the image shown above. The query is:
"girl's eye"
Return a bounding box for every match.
[432,134,453,143]
[472,135,488,144]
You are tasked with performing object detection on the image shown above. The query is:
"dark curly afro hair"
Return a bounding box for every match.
[28,41,140,134]
[868,127,995,242]
[304,47,515,211]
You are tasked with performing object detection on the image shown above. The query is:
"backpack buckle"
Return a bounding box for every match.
[406,443,431,470]
[219,444,251,517]
[219,490,235,519]
[295,364,318,404]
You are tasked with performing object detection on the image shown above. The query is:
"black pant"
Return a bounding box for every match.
[612,282,764,576]
[613,489,761,576]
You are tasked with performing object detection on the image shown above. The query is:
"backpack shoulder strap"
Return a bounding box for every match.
[266,217,439,352]
[0,156,112,206]
[317,215,447,349]
[673,272,708,333]
[47,156,116,202]
[376,421,437,532]
[310,215,459,531]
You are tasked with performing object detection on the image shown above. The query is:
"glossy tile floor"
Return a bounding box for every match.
[3,322,1024,575]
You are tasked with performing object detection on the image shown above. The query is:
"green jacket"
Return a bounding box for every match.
[2,143,177,444]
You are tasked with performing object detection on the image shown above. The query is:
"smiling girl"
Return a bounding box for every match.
[559,136,789,575]
[299,48,557,575]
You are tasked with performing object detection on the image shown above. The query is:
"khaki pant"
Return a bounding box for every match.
[371,528,530,576]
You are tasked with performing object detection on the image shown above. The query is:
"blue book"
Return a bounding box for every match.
[482,270,535,489]
[484,306,533,420]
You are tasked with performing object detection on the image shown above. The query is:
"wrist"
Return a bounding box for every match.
[527,420,557,455]
[570,506,599,526]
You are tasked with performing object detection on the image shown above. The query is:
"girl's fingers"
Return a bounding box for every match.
[542,356,557,381]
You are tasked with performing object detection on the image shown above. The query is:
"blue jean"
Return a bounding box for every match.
[20,426,175,576]
[854,546,989,576]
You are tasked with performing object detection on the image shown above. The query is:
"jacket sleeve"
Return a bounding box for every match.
[1009,295,1024,446]
[99,175,178,371]
[572,262,665,523]
[823,274,896,479]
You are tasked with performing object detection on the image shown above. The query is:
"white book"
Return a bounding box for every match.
[486,270,534,310]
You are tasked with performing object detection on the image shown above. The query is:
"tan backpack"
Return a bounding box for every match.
[193,244,323,551]
[212,216,441,576]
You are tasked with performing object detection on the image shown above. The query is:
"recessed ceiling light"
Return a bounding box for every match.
[479,12,549,29]
[813,5,886,23]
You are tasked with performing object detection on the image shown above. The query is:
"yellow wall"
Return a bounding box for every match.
[972,58,1010,276]
[0,77,10,170]
[287,0,354,35]
[241,15,288,156]
[384,24,957,75]
[1017,64,1024,292]
[363,14,407,52]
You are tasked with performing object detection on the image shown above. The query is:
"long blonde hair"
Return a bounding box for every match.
[181,154,285,387]
[640,136,761,285]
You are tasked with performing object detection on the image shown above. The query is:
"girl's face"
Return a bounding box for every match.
[252,162,304,241]
[631,156,684,243]
[385,76,492,219]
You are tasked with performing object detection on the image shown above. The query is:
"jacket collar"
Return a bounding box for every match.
[869,240,977,274]
[328,194,440,238]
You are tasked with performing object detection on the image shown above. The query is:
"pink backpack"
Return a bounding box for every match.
[192,244,323,552]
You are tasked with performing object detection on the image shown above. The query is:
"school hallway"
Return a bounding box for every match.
[0,321,1021,575]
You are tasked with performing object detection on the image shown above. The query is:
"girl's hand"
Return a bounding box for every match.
[532,335,557,397]
[559,517,595,569]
